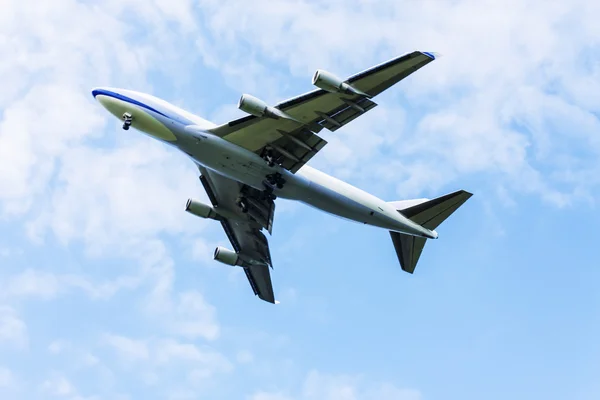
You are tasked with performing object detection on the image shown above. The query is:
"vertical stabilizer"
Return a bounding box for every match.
[389,232,427,274]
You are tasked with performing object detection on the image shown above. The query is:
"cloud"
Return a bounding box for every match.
[0,306,27,349]
[2,268,142,301]
[192,0,600,204]
[103,334,150,362]
[0,0,221,344]
[42,375,77,397]
[250,370,422,400]
[48,340,68,355]
[251,393,293,400]
[27,141,204,249]
[41,373,101,400]
[1,0,599,399]
[0,367,13,388]
[236,350,254,364]
[168,292,220,340]
[103,334,233,384]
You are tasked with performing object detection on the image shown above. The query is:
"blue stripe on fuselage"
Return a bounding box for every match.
[91,89,194,126]
[92,89,170,118]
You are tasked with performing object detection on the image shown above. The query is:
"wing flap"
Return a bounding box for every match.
[316,98,378,132]
[263,128,328,173]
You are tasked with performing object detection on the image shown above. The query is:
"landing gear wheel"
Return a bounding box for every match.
[266,172,286,189]
[122,112,133,131]
[261,181,277,201]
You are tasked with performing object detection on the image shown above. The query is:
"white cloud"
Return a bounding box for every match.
[0,367,13,388]
[42,375,76,397]
[168,292,220,340]
[103,334,150,362]
[28,141,204,249]
[192,0,600,204]
[236,350,254,364]
[1,0,599,399]
[251,370,421,400]
[2,268,142,301]
[41,373,101,400]
[0,306,27,349]
[48,340,68,355]
[251,393,293,400]
[154,338,232,372]
[0,2,219,347]
[103,334,232,385]
[81,353,100,368]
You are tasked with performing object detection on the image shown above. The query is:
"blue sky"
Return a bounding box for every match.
[1,1,600,399]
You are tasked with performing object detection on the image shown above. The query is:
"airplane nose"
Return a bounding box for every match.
[91,87,118,111]
[91,87,105,100]
[91,87,124,119]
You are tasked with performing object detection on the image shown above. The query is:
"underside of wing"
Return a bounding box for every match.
[197,165,276,303]
[208,51,435,173]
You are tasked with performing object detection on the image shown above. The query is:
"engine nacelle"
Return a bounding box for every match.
[213,246,242,266]
[185,198,218,220]
[312,69,370,97]
[238,94,293,120]
[238,94,268,117]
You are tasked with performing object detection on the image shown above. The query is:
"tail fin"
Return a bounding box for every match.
[389,190,473,273]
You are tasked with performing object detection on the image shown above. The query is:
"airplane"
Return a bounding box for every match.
[92,50,472,304]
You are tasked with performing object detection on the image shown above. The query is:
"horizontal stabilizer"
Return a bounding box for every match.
[396,190,473,230]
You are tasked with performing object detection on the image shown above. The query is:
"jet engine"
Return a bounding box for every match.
[238,94,293,120]
[185,198,218,220]
[312,69,370,97]
[213,246,242,266]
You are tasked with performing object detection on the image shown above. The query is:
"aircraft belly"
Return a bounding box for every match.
[292,180,378,224]
[287,171,425,234]
[174,132,431,237]
[177,133,275,189]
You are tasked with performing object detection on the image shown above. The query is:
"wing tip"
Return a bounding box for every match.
[421,51,441,60]
[459,189,474,198]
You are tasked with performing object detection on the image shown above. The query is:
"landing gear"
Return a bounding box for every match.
[236,197,248,213]
[122,112,133,130]
[265,173,286,189]
[263,189,277,201]
[260,172,285,201]
[263,149,276,167]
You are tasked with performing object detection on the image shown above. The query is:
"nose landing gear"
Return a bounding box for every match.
[122,112,133,130]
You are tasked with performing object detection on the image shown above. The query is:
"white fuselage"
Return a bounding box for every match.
[92,87,437,239]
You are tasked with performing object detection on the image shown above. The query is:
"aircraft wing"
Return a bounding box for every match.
[197,165,276,303]
[208,51,436,173]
